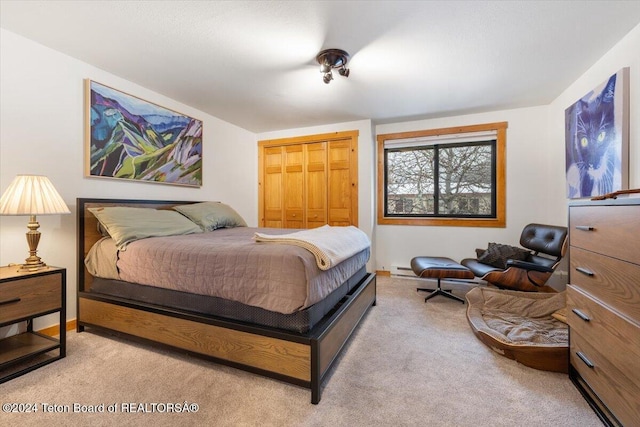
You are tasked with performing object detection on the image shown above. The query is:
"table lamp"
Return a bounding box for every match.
[0,175,70,270]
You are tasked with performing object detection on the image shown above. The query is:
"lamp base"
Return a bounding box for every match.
[20,215,48,271]
[20,258,48,271]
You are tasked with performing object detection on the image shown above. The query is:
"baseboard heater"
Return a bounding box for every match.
[390,265,417,277]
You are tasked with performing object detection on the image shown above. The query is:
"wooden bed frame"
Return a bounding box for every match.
[76,198,376,404]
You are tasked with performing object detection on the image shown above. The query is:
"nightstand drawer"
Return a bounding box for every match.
[569,247,640,321]
[567,285,640,387]
[569,205,640,265]
[570,329,640,427]
[0,274,61,324]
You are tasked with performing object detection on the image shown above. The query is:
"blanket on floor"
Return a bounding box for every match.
[480,289,567,344]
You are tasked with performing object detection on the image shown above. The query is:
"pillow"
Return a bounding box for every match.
[173,202,247,231]
[97,221,111,237]
[477,242,531,269]
[88,206,202,250]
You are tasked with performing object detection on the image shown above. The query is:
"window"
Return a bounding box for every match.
[386,141,495,216]
[377,122,507,227]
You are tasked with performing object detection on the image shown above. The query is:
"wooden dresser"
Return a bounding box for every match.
[567,198,640,427]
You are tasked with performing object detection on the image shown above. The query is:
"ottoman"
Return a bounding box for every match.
[410,256,475,303]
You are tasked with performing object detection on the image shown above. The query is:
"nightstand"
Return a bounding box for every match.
[0,266,66,383]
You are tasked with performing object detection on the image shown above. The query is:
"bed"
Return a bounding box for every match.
[76,198,376,403]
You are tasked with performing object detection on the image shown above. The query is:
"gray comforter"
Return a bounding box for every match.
[112,227,369,314]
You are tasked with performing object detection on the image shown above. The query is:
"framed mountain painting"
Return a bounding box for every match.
[565,68,629,199]
[84,80,203,187]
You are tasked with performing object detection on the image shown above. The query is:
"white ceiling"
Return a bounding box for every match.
[2,1,640,133]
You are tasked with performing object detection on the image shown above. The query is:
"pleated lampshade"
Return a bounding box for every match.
[0,175,70,270]
[0,175,70,215]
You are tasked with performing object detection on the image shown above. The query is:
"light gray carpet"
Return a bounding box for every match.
[1,276,601,426]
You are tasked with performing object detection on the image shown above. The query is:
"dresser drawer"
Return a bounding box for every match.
[570,329,640,427]
[567,285,640,387]
[569,205,640,265]
[0,274,61,324]
[570,247,640,321]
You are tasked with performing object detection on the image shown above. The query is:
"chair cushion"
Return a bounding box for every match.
[476,242,531,269]
[520,223,568,257]
[410,256,474,279]
[460,258,503,277]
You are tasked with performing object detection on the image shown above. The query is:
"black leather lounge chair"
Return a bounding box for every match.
[460,223,568,292]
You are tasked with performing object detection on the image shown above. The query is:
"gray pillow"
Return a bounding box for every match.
[88,206,202,250]
[173,202,247,231]
[477,242,531,269]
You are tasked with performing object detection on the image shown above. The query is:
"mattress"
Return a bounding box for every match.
[85,226,370,331]
[89,267,367,333]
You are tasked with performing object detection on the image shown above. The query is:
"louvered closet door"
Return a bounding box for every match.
[263,146,284,228]
[305,142,327,229]
[284,145,305,229]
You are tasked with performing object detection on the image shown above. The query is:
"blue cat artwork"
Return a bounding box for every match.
[565,70,627,199]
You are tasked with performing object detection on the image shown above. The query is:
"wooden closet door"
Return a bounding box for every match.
[258,130,358,228]
[305,142,327,229]
[263,146,284,228]
[328,139,356,226]
[284,145,304,229]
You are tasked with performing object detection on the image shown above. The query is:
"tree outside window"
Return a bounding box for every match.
[377,122,507,227]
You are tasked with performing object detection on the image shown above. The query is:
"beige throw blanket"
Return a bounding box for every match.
[254,225,370,270]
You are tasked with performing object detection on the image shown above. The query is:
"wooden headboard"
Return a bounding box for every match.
[77,198,199,292]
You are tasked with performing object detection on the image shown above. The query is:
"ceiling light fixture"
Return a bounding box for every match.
[316,49,350,84]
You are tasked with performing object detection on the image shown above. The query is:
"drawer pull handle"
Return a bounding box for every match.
[576,351,595,369]
[576,267,594,277]
[0,297,21,306]
[571,308,590,322]
[575,225,594,231]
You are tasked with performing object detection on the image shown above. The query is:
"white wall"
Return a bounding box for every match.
[372,22,640,274]
[0,29,258,327]
[548,22,640,223]
[2,20,638,329]
[374,106,556,271]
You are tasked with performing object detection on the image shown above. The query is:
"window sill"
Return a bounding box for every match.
[377,216,505,227]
